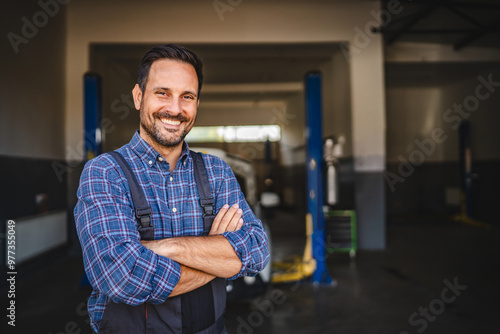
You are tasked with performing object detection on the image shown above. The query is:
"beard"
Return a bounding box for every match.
[140,108,195,149]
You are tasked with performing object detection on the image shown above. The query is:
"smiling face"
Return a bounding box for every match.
[133,59,199,154]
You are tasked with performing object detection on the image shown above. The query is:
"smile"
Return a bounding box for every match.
[160,118,181,126]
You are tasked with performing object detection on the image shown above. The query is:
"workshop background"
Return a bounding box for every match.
[1,0,499,333]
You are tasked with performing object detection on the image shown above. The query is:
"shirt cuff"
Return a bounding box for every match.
[148,256,181,303]
[222,230,249,280]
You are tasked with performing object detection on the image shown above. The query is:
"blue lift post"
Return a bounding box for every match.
[305,72,333,285]
[84,73,103,161]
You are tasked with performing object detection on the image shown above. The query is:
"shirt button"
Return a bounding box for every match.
[183,161,186,166]
[148,160,152,165]
[172,208,177,213]
[159,157,163,162]
[169,177,173,181]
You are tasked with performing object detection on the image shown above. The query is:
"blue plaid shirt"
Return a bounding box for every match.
[74,131,270,332]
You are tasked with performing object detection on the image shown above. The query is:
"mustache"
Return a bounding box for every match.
[153,111,189,122]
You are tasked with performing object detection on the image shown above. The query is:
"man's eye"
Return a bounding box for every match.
[184,95,195,100]
[156,91,167,96]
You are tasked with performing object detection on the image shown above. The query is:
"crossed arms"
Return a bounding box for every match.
[75,155,269,305]
[141,203,244,297]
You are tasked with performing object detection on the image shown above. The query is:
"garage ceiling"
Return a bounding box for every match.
[91,43,340,104]
[92,43,338,84]
[376,0,500,50]
[91,1,500,107]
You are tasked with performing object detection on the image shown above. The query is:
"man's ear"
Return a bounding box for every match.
[132,84,142,110]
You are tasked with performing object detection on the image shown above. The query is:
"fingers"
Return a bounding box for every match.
[235,218,244,231]
[218,204,241,232]
[209,204,228,234]
[213,203,241,234]
[226,208,243,231]
[209,203,244,235]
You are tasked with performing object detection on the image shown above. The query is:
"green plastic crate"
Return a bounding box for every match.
[325,210,357,258]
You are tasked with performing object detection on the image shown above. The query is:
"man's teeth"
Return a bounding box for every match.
[160,118,181,126]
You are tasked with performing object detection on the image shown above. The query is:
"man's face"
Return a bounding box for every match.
[133,59,199,150]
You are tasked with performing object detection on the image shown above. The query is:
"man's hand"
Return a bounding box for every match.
[209,203,244,235]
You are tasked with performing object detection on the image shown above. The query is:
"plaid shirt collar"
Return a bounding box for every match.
[129,130,191,169]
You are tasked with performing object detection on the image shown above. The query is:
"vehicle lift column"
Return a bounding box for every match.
[305,72,333,285]
[84,72,103,161]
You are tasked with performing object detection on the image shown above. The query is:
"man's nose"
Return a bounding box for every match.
[166,97,182,115]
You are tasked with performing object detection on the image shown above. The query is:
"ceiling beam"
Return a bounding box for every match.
[445,4,484,29]
[454,20,500,50]
[386,1,448,45]
[398,0,500,10]
[379,29,500,34]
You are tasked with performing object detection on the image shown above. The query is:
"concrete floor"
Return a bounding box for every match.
[3,212,499,334]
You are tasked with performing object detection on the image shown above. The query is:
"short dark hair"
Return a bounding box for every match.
[137,44,203,98]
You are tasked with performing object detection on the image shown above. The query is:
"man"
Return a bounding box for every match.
[74,44,270,333]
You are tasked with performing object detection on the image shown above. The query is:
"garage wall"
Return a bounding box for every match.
[325,51,353,157]
[0,0,68,222]
[440,68,500,161]
[0,0,66,159]
[387,86,448,162]
[385,63,500,223]
[0,0,69,264]
[387,66,500,163]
